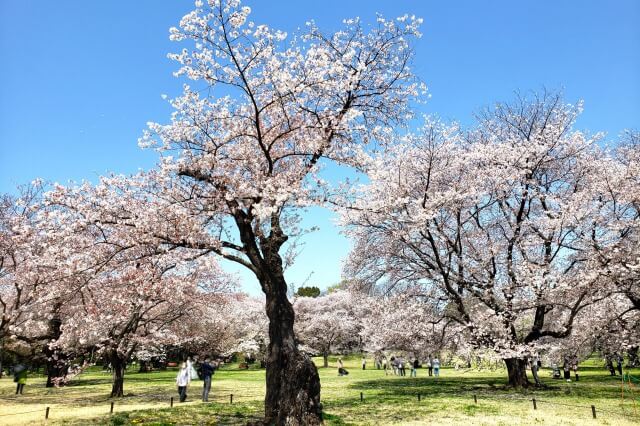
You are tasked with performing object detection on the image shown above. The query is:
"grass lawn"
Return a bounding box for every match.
[0,356,639,425]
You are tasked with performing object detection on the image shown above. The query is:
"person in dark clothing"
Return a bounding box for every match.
[563,358,571,381]
[13,365,27,395]
[200,358,216,402]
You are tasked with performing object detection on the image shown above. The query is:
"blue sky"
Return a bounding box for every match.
[1,0,638,294]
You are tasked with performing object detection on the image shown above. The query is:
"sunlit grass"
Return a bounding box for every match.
[0,356,638,425]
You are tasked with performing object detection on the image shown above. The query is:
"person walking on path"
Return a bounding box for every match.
[13,364,27,395]
[426,358,433,376]
[361,356,366,370]
[411,358,419,377]
[176,362,191,402]
[200,358,216,402]
[432,358,440,377]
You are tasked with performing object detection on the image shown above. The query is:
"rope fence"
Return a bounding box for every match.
[0,376,638,422]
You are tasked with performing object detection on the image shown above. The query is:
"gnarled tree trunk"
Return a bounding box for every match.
[504,358,530,388]
[262,273,322,425]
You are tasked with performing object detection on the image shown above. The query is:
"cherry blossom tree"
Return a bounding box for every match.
[343,93,636,387]
[359,292,453,359]
[129,0,423,422]
[294,290,362,367]
[0,182,82,385]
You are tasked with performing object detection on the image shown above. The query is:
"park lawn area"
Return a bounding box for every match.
[0,356,638,425]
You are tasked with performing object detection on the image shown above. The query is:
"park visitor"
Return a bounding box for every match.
[432,358,440,377]
[411,358,419,377]
[338,358,349,376]
[362,356,366,370]
[13,364,27,395]
[426,358,433,376]
[382,356,388,375]
[201,358,216,402]
[398,358,405,376]
[390,356,397,375]
[186,356,199,381]
[562,357,571,381]
[176,362,191,402]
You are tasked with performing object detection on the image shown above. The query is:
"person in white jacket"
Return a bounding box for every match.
[176,362,191,402]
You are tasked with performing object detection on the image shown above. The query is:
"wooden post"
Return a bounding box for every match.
[417,393,421,401]
[230,393,233,404]
[360,392,363,402]
[591,405,596,419]
[532,398,537,410]
[45,407,50,420]
[110,401,114,414]
[170,397,174,408]
[473,394,477,404]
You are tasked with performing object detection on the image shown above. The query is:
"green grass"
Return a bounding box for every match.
[0,356,639,425]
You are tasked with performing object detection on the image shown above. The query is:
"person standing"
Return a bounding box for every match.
[201,358,215,402]
[13,364,27,395]
[398,358,405,376]
[361,356,366,370]
[426,358,433,377]
[563,357,571,381]
[176,362,191,402]
[432,357,440,377]
[382,357,388,375]
[186,356,198,381]
[411,358,419,378]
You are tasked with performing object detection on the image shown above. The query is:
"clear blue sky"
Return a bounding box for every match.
[1,0,638,294]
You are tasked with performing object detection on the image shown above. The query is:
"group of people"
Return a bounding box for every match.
[175,357,220,402]
[338,355,441,378]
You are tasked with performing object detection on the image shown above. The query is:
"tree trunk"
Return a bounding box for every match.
[110,352,126,397]
[323,351,329,368]
[44,313,66,388]
[262,274,322,425]
[504,358,530,388]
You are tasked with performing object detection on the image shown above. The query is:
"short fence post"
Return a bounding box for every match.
[418,393,421,401]
[591,405,596,419]
[360,392,363,402]
[170,397,174,408]
[230,394,233,404]
[45,407,50,420]
[110,401,114,414]
[473,394,477,404]
[532,398,537,410]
